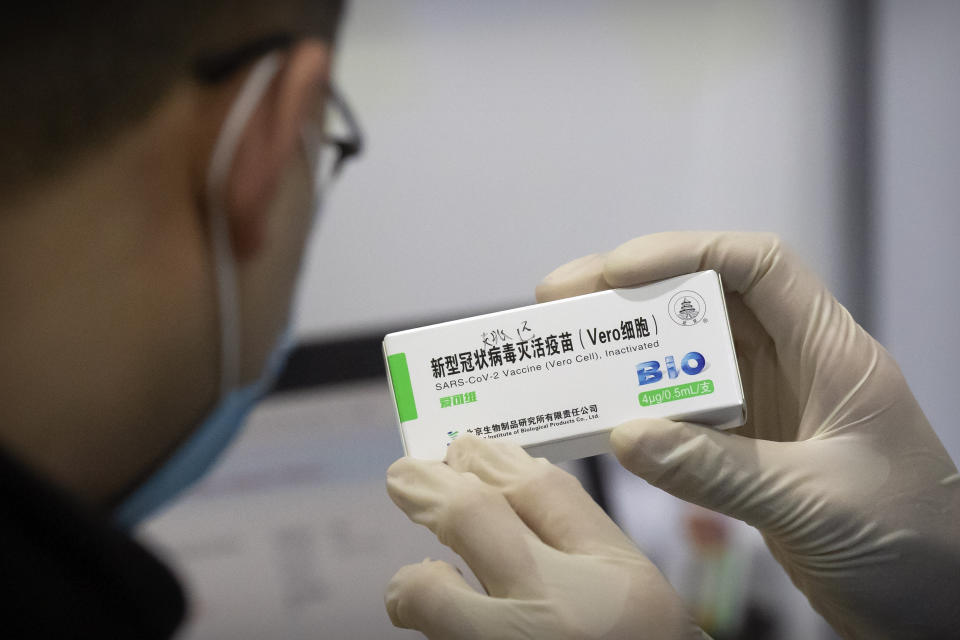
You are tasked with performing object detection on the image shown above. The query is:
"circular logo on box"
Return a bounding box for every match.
[668,291,705,326]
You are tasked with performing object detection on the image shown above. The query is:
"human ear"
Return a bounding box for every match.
[222,40,330,261]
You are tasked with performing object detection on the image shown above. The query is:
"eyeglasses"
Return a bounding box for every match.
[196,35,364,193]
[304,84,364,195]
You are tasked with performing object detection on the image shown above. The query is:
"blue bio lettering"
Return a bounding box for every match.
[636,352,705,386]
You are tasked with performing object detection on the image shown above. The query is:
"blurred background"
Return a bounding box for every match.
[139,1,960,638]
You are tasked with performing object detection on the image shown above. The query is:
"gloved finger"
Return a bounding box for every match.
[722,292,802,441]
[603,232,833,353]
[386,456,541,597]
[535,252,610,303]
[386,559,498,640]
[610,418,800,532]
[446,435,639,555]
[603,231,888,415]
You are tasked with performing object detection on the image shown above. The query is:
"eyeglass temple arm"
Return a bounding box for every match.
[326,86,364,175]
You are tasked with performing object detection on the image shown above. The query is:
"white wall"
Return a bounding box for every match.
[874,0,960,460]
[294,0,858,339]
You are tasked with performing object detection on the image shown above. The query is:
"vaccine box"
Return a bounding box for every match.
[383,270,745,462]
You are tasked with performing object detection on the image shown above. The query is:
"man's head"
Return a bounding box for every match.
[0,1,343,197]
[0,1,346,510]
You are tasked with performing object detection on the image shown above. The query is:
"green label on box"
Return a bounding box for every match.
[639,379,715,407]
[388,353,418,422]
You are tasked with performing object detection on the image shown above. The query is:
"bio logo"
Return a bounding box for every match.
[668,291,706,326]
[636,352,706,386]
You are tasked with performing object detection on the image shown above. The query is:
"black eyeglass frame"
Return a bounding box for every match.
[193,34,363,178]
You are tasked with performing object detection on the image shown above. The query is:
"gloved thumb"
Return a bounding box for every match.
[611,418,796,530]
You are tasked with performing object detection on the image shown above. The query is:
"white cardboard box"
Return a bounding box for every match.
[383,270,745,462]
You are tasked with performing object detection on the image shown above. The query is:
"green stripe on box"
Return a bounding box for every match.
[387,353,418,422]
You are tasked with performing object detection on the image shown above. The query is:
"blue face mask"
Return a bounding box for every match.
[114,53,316,528]
[112,334,292,527]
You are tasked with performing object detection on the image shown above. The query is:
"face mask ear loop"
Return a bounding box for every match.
[204,53,283,396]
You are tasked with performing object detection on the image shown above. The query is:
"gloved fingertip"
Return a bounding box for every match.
[603,231,704,287]
[602,236,662,286]
[385,457,422,497]
[609,418,692,475]
[610,417,669,449]
[444,433,485,470]
[608,422,639,454]
[535,252,609,302]
[384,564,415,627]
[386,560,470,631]
[385,560,435,628]
[385,456,410,480]
[384,457,433,505]
[445,432,481,455]
[539,252,605,283]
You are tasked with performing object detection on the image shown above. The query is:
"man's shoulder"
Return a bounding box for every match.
[0,447,185,639]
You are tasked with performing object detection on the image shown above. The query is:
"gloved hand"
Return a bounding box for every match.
[536,231,960,639]
[385,435,705,639]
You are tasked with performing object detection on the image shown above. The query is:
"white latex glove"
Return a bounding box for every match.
[536,231,960,639]
[385,435,706,639]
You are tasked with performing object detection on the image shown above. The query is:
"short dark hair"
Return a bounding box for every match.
[0,1,344,197]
